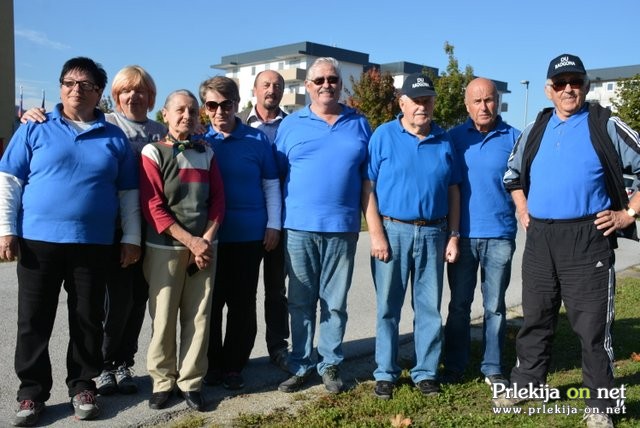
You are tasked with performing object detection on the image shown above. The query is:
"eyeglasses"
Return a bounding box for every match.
[60,79,98,92]
[205,99,235,112]
[309,76,339,86]
[548,79,585,92]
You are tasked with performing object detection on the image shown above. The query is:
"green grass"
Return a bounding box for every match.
[229,277,640,428]
[164,277,640,427]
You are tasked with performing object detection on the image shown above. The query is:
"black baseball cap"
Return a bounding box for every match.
[402,73,437,98]
[547,54,586,79]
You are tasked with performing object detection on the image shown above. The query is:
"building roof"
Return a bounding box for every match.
[212,41,370,70]
[375,61,438,76]
[587,65,640,82]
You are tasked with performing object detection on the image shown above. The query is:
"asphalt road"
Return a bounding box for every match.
[0,228,637,427]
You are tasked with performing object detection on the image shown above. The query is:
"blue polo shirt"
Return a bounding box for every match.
[275,104,371,233]
[205,119,278,242]
[0,104,138,244]
[449,116,519,238]
[528,106,610,219]
[368,115,461,221]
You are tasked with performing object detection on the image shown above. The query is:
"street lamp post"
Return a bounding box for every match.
[520,80,529,129]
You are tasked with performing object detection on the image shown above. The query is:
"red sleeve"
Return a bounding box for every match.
[140,151,176,234]
[208,155,225,225]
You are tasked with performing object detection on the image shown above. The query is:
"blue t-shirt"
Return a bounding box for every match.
[449,116,518,238]
[275,104,371,233]
[205,120,278,242]
[368,115,461,220]
[528,106,610,219]
[0,104,138,244]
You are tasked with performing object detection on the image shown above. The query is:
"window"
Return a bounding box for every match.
[278,62,284,70]
[607,83,614,91]
[251,66,256,75]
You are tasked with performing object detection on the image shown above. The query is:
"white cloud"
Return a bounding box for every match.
[15,28,70,50]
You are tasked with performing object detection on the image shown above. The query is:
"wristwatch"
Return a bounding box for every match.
[626,207,638,219]
[448,230,461,238]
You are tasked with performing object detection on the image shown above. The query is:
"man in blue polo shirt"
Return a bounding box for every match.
[497,54,640,428]
[442,78,519,388]
[362,72,461,400]
[275,57,371,394]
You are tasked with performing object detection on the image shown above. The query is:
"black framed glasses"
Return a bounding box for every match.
[60,79,98,92]
[204,99,235,112]
[309,75,339,86]
[549,79,585,91]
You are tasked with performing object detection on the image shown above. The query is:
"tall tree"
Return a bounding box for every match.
[612,74,640,132]
[429,42,474,129]
[345,67,399,130]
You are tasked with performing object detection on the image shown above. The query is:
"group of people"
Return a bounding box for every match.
[1,52,638,428]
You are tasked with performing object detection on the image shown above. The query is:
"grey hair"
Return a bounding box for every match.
[164,89,199,109]
[307,57,342,81]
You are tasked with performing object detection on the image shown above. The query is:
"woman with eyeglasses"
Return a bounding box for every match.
[19,65,168,398]
[139,89,225,411]
[0,57,140,425]
[199,76,281,391]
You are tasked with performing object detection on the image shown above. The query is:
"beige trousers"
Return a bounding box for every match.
[144,244,216,392]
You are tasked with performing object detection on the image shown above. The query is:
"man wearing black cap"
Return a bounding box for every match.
[362,72,462,400]
[498,54,640,427]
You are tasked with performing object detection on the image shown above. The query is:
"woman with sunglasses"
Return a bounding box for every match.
[199,76,281,391]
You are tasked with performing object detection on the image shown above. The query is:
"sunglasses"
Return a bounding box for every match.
[204,99,235,112]
[549,79,585,91]
[309,75,339,86]
[60,79,98,92]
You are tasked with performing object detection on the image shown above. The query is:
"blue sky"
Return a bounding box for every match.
[13,0,639,129]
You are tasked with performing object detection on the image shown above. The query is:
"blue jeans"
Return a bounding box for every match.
[372,219,447,383]
[284,229,358,377]
[444,238,515,377]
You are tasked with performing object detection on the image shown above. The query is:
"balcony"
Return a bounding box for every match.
[280,68,306,82]
[281,93,306,107]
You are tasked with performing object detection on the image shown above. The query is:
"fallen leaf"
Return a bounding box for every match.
[390,413,412,427]
[631,352,640,362]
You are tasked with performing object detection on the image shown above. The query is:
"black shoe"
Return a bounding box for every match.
[269,347,289,372]
[13,400,45,427]
[222,372,245,390]
[415,379,440,396]
[148,391,171,410]
[180,390,203,412]
[374,381,394,400]
[485,374,510,389]
[278,373,309,393]
[321,365,344,394]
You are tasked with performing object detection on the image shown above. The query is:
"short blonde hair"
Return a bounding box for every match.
[111,65,158,111]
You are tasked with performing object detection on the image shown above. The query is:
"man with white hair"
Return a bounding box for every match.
[275,57,371,394]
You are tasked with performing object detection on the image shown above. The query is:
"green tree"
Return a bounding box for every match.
[98,96,114,113]
[428,42,474,129]
[155,110,165,124]
[612,74,640,132]
[345,67,399,130]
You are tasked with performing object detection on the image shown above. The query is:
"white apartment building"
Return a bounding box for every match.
[586,64,640,111]
[211,41,510,113]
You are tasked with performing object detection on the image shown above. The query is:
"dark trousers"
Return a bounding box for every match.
[510,216,616,412]
[208,241,264,373]
[102,242,148,369]
[15,239,110,402]
[262,238,289,355]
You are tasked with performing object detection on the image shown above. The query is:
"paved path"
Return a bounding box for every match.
[0,228,637,426]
